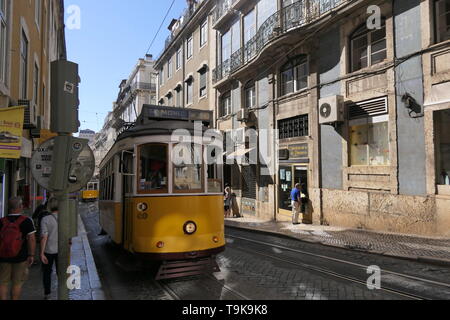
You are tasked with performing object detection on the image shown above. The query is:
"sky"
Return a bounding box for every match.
[64,0,188,133]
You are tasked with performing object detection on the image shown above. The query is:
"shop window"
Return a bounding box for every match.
[173,144,203,193]
[138,144,168,193]
[349,97,389,166]
[351,21,386,72]
[436,109,450,186]
[280,55,308,96]
[435,0,450,43]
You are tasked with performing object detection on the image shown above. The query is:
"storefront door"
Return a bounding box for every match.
[278,165,308,216]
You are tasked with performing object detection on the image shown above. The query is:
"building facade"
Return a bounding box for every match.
[0,0,66,215]
[112,54,158,133]
[155,0,217,113]
[208,0,450,236]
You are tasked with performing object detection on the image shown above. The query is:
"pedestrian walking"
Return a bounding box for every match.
[224,187,232,218]
[40,197,59,300]
[231,192,241,218]
[0,197,36,301]
[290,184,301,225]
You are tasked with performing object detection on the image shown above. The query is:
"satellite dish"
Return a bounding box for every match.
[320,103,332,119]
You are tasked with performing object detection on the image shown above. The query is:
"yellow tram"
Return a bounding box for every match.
[98,105,225,279]
[81,180,99,202]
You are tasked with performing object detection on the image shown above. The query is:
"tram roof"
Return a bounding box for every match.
[116,105,214,142]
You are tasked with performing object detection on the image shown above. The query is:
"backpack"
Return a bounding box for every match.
[0,216,27,258]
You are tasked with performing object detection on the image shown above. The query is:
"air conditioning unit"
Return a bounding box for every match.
[319,95,345,125]
[237,109,249,122]
[18,100,37,129]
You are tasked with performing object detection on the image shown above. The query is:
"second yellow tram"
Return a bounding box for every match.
[98,106,225,279]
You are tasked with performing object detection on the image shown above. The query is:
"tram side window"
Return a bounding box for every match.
[173,144,203,192]
[139,144,168,193]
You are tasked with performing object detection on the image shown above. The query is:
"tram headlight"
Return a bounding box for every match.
[183,221,197,235]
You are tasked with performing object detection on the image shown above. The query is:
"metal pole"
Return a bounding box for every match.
[56,191,71,300]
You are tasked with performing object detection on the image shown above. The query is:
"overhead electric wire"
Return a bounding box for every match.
[145,0,177,55]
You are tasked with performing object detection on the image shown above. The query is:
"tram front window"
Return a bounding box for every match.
[173,144,203,192]
[139,144,168,193]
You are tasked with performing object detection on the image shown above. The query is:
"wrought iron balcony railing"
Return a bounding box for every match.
[212,0,350,84]
[212,0,234,26]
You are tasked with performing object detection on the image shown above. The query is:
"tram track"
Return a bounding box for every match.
[226,234,450,300]
[156,274,250,300]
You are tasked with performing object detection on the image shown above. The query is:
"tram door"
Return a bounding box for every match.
[121,150,134,250]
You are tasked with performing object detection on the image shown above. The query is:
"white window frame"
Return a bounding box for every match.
[280,57,309,97]
[200,19,208,48]
[220,92,232,117]
[176,46,182,70]
[186,34,193,60]
[186,78,193,106]
[350,23,387,72]
[33,61,39,110]
[199,68,207,98]
[167,57,173,79]
[20,28,29,99]
[245,83,256,109]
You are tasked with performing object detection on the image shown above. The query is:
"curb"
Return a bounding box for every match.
[225,222,450,268]
[78,215,106,300]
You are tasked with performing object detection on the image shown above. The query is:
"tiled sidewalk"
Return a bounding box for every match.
[225,217,450,266]
[21,216,105,300]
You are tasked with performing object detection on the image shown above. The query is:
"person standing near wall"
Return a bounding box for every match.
[290,184,301,225]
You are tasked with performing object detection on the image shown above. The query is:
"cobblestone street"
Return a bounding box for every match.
[80,204,450,301]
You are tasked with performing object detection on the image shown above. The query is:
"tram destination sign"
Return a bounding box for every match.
[141,105,213,124]
[31,137,95,193]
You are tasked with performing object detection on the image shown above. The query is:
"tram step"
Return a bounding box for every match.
[156,257,220,280]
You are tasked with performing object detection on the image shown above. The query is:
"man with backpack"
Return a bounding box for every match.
[0,197,36,300]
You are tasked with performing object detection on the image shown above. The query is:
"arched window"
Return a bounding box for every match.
[350,20,387,72]
[280,55,308,97]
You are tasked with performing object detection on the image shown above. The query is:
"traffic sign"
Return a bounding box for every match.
[31,137,95,193]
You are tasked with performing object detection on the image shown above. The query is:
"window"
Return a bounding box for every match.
[159,67,164,86]
[245,82,256,109]
[349,98,390,166]
[138,144,168,193]
[186,34,193,59]
[166,92,173,107]
[35,0,41,29]
[200,19,208,47]
[244,9,256,43]
[0,0,7,84]
[20,30,28,99]
[176,46,182,70]
[351,22,386,72]
[175,86,182,107]
[186,77,193,105]
[207,146,223,194]
[173,144,203,192]
[278,115,309,139]
[167,57,173,79]
[220,92,232,117]
[221,30,231,63]
[199,68,207,97]
[280,56,308,96]
[436,0,450,43]
[33,63,39,108]
[435,109,450,186]
[257,0,277,29]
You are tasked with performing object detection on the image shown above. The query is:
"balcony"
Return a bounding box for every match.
[213,0,351,84]
[212,0,235,29]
